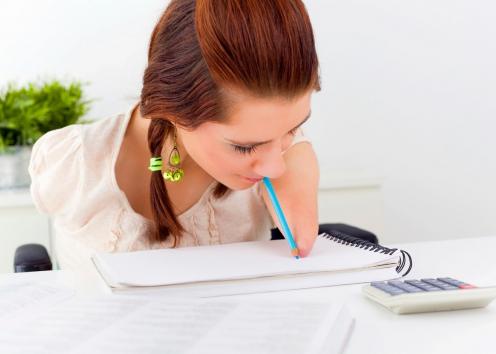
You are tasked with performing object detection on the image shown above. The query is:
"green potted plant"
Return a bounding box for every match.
[0,80,91,189]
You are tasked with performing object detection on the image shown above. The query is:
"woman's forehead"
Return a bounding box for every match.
[224,91,311,127]
[198,92,312,144]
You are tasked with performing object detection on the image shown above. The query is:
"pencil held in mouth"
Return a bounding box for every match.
[262,177,300,259]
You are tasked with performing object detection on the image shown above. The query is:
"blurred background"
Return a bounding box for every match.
[1,0,495,273]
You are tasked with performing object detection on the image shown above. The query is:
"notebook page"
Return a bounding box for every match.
[92,234,399,287]
[0,296,353,354]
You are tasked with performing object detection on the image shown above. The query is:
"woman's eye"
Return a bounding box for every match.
[233,145,258,155]
[289,127,299,136]
[232,128,299,155]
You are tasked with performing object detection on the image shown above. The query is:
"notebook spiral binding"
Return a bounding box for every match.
[321,230,413,276]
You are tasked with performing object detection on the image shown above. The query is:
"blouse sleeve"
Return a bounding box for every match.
[28,125,83,217]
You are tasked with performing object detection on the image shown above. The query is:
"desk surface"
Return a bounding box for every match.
[2,236,495,354]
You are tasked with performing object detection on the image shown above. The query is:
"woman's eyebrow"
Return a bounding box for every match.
[225,111,311,147]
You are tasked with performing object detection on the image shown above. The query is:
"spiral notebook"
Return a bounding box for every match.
[91,230,412,297]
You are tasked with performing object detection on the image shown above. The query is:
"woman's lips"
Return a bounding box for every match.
[243,176,263,183]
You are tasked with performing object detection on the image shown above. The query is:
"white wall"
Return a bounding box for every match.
[305,0,496,242]
[0,0,165,117]
[1,0,495,243]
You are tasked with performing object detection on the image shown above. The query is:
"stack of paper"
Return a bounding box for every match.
[0,283,354,354]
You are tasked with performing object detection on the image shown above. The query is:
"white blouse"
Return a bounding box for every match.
[29,103,311,270]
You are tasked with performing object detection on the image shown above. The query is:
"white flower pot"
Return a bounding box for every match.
[0,146,32,190]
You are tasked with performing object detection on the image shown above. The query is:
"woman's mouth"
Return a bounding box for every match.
[243,176,263,183]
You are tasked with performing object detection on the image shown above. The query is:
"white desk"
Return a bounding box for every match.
[1,236,495,354]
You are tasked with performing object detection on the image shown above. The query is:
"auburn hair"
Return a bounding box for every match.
[140,0,320,246]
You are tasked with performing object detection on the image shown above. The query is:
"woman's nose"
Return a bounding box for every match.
[253,144,287,179]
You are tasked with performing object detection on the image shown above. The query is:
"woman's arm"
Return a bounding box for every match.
[261,142,320,257]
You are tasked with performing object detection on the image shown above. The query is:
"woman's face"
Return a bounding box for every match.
[176,91,313,190]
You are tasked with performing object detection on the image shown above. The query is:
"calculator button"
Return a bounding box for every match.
[459,284,477,289]
[405,280,442,292]
[371,282,407,295]
[421,278,458,290]
[387,281,424,293]
[437,277,477,289]
[437,277,465,286]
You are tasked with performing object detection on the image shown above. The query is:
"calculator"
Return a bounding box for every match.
[362,277,496,314]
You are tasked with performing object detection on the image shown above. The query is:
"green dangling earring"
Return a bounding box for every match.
[162,127,184,182]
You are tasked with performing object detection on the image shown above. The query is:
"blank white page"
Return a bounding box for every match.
[92,234,399,287]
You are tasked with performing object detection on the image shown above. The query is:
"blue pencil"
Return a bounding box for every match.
[262,177,300,259]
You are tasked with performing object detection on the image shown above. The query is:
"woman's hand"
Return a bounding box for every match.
[261,142,320,257]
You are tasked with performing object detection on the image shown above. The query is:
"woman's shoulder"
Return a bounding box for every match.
[80,112,128,151]
[28,109,129,216]
[30,111,126,161]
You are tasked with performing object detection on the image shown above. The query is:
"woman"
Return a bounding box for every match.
[29,0,321,270]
